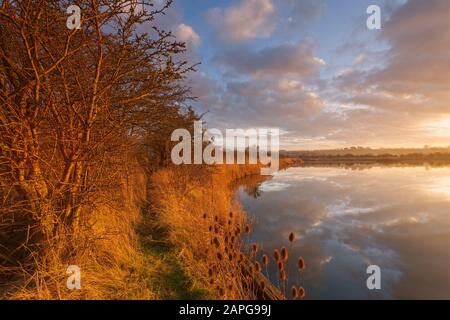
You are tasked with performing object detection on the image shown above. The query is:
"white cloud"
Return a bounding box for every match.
[175,24,200,47]
[207,0,276,42]
[214,41,325,79]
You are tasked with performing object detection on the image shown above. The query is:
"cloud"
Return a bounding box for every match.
[214,41,325,79]
[174,23,200,46]
[142,4,200,63]
[199,78,325,135]
[369,0,450,95]
[206,0,276,42]
[194,0,450,149]
[325,0,450,147]
[284,0,325,27]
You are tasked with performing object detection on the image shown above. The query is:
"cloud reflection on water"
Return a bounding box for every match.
[239,166,450,299]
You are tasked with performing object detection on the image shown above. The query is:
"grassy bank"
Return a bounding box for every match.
[147,164,263,299]
[2,160,297,299]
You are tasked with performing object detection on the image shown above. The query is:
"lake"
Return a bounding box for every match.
[238,165,450,299]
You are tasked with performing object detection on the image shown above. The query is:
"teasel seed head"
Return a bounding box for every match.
[262,254,269,266]
[291,286,298,299]
[281,247,288,261]
[289,232,295,243]
[298,287,306,299]
[274,249,280,262]
[298,256,305,271]
[277,261,284,271]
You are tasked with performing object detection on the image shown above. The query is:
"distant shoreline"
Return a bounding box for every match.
[294,155,450,167]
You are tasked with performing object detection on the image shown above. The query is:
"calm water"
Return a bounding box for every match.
[238,166,450,299]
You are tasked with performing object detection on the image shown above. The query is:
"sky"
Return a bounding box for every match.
[152,0,450,150]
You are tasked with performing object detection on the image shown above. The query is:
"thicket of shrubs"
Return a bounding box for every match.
[0,0,198,298]
[0,1,302,299]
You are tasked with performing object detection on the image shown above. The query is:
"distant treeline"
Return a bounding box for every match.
[282,147,450,158]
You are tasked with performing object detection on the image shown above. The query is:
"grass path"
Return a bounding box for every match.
[141,241,208,299]
[138,209,209,300]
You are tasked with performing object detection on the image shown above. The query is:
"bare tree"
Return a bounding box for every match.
[0,0,195,281]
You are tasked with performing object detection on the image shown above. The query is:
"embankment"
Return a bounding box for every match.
[3,159,297,299]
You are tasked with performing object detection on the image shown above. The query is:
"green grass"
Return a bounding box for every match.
[142,241,209,300]
[138,211,210,300]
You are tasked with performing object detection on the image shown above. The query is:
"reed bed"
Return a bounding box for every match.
[149,161,307,300]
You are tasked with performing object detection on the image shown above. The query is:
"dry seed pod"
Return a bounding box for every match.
[262,254,269,266]
[274,249,280,262]
[255,262,261,273]
[280,269,287,281]
[298,287,306,299]
[289,232,295,243]
[245,224,251,234]
[291,286,298,299]
[277,261,284,271]
[281,247,288,261]
[298,256,305,271]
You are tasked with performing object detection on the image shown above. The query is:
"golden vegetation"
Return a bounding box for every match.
[0,0,306,300]
[0,0,196,299]
[149,162,307,300]
[149,164,262,299]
